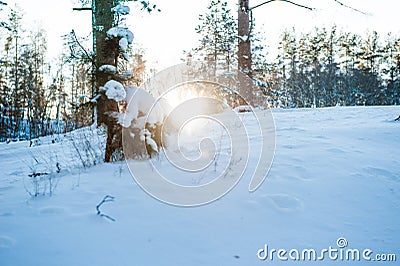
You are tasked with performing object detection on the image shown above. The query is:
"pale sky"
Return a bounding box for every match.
[8,0,400,71]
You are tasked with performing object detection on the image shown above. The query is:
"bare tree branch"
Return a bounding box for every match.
[70,29,96,67]
[332,0,367,15]
[72,7,92,11]
[250,0,314,11]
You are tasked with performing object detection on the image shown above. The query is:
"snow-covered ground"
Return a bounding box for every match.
[0,106,399,265]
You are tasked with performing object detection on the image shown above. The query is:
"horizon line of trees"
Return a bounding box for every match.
[263,26,400,108]
[0,3,148,142]
[0,7,94,142]
[1,0,399,143]
[186,0,399,108]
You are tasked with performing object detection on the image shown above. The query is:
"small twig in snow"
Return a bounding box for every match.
[96,195,116,222]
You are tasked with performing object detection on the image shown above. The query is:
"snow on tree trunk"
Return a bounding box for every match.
[103,80,126,102]
[93,0,119,162]
[120,87,166,159]
[237,0,254,105]
[93,0,160,162]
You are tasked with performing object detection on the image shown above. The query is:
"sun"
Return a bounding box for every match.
[163,83,211,108]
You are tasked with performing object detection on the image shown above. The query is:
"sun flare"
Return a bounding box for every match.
[164,84,208,108]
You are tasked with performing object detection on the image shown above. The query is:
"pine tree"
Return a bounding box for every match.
[381,34,400,105]
[193,0,237,73]
[276,28,297,107]
[6,7,23,139]
[129,48,147,87]
[0,1,10,31]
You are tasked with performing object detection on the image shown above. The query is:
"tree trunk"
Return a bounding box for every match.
[93,0,122,162]
[238,0,252,77]
[238,0,253,105]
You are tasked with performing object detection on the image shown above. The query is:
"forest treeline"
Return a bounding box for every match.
[263,27,400,108]
[186,0,400,108]
[0,7,95,141]
[0,6,146,142]
[0,1,399,142]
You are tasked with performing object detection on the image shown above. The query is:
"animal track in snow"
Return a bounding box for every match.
[265,194,303,212]
[0,186,13,191]
[0,235,16,248]
[39,206,67,215]
[364,167,399,182]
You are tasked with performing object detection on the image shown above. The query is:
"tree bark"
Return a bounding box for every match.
[238,0,252,78]
[93,0,122,162]
[238,0,253,105]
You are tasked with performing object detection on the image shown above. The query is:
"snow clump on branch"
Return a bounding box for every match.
[103,80,126,102]
[106,27,134,44]
[119,37,128,52]
[99,64,117,74]
[119,86,168,128]
[111,4,130,15]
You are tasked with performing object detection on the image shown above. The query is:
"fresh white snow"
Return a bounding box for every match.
[238,35,249,42]
[111,3,130,15]
[117,70,134,81]
[120,86,166,128]
[122,52,130,62]
[106,27,134,44]
[104,80,126,102]
[119,37,128,52]
[140,129,158,153]
[0,106,399,265]
[98,64,117,74]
